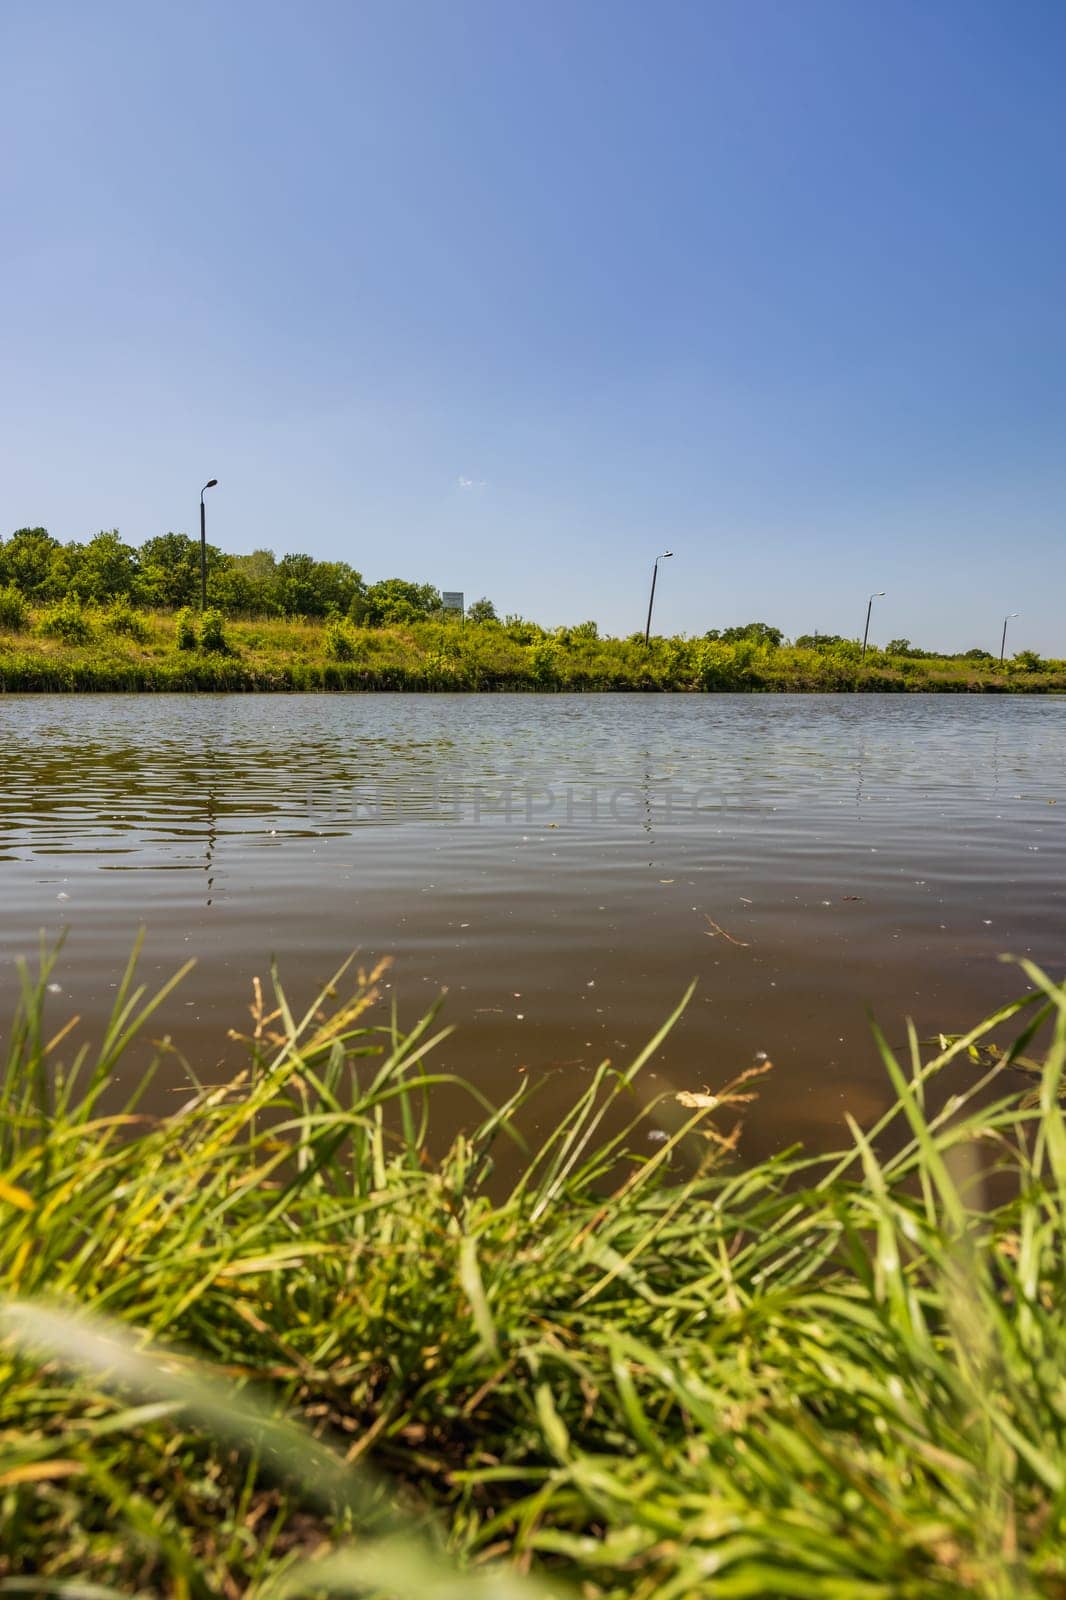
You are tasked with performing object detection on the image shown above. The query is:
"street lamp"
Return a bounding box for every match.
[644,551,673,647]
[861,591,885,662]
[199,479,218,611]
[1000,612,1019,664]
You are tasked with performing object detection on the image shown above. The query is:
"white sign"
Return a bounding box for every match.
[441,591,464,613]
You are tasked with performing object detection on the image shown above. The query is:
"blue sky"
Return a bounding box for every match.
[3,0,1064,651]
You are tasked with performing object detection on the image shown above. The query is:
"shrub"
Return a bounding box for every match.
[104,599,149,642]
[199,609,228,653]
[175,608,197,650]
[527,638,561,685]
[693,640,732,688]
[0,585,29,632]
[325,618,359,661]
[38,599,92,643]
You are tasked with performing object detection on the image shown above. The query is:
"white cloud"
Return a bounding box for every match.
[457,475,487,490]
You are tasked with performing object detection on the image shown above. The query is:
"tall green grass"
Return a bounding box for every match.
[1,606,1065,691]
[1,944,1065,1596]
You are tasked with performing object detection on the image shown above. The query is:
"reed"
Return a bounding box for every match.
[1,943,1065,1596]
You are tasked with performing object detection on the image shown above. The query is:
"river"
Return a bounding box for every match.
[1,692,1063,1157]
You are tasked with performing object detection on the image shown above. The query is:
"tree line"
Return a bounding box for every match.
[0,526,502,626]
[0,527,1043,663]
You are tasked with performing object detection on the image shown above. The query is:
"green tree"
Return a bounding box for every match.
[707,621,782,647]
[210,551,279,615]
[364,578,441,626]
[273,554,365,617]
[795,633,845,652]
[138,533,224,609]
[0,528,61,598]
[466,597,498,624]
[72,530,139,602]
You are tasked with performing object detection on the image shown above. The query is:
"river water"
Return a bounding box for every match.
[1,693,1063,1156]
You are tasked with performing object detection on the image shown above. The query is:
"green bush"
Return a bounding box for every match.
[175,608,197,650]
[527,638,561,685]
[198,609,229,653]
[0,584,29,632]
[325,618,359,661]
[104,599,149,642]
[38,598,92,643]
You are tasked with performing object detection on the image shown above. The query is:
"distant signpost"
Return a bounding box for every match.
[441,591,464,616]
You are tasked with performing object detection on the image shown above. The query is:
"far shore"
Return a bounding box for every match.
[1,606,1063,693]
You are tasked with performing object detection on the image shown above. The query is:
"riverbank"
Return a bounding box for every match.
[1,606,1063,691]
[2,948,1064,1597]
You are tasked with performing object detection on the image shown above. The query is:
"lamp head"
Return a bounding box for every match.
[661,551,673,559]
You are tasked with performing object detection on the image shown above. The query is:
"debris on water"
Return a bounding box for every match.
[676,1090,721,1110]
[46,983,62,995]
[842,895,863,902]
[703,914,750,948]
[647,1129,669,1143]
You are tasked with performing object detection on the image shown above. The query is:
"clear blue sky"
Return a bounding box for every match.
[3,0,1064,651]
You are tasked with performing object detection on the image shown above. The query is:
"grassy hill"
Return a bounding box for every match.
[0,602,1063,692]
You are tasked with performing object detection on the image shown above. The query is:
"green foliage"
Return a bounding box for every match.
[1,948,1066,1597]
[0,527,61,598]
[103,598,149,641]
[174,607,197,650]
[38,598,92,642]
[503,616,543,644]
[274,552,365,617]
[707,619,782,647]
[365,577,442,626]
[526,637,561,685]
[325,617,360,661]
[885,636,928,657]
[0,584,29,632]
[73,530,139,602]
[466,596,498,624]
[198,608,228,653]
[137,532,207,608]
[1013,648,1044,672]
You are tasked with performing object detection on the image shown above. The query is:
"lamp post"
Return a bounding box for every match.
[199,479,218,610]
[1000,612,1019,664]
[861,591,885,662]
[643,551,673,647]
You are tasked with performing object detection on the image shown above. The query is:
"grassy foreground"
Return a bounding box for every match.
[1,605,1064,691]
[1,947,1066,1598]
